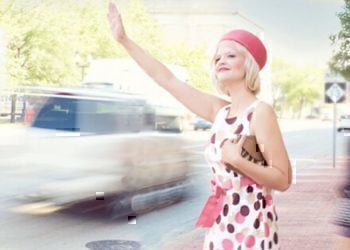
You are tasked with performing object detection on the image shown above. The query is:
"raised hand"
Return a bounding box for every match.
[108,1,127,43]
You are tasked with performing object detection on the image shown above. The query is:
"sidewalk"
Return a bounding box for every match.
[163,157,349,250]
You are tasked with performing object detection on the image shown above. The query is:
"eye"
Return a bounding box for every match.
[214,56,220,63]
[228,54,236,58]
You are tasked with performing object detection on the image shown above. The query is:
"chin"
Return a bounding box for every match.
[217,75,244,85]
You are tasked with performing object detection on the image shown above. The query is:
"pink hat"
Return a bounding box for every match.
[220,29,267,70]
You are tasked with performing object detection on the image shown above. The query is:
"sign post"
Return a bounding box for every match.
[325,82,346,168]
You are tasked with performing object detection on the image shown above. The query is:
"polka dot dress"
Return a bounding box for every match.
[202,99,279,250]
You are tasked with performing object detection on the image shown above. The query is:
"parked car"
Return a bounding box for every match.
[338,114,350,132]
[14,87,192,217]
[193,116,212,131]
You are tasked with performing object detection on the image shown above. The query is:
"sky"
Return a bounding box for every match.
[236,0,345,68]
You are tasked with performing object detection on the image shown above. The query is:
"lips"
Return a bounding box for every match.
[218,67,230,72]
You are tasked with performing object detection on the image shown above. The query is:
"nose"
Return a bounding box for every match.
[216,57,226,68]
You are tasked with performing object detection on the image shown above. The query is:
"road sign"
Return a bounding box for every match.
[325,82,346,103]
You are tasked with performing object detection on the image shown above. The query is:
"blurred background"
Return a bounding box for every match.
[0,0,349,249]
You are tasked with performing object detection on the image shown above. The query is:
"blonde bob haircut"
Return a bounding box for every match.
[210,42,261,97]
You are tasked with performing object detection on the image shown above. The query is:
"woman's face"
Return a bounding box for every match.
[213,40,246,86]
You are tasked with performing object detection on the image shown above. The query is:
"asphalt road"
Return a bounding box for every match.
[0,126,348,249]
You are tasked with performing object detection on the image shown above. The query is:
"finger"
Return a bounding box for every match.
[237,135,246,147]
[231,135,240,144]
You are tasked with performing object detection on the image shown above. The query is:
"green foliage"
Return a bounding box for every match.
[0,0,210,92]
[0,0,122,87]
[329,0,350,80]
[271,58,323,118]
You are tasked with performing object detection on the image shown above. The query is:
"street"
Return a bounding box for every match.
[0,121,348,249]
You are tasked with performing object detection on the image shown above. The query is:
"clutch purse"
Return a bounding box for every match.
[237,135,267,166]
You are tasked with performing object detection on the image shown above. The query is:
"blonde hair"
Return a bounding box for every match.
[210,42,261,96]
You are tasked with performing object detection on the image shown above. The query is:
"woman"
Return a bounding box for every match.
[108,2,291,249]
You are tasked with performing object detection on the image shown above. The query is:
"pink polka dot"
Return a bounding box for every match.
[235,212,245,224]
[220,222,226,232]
[218,175,224,185]
[266,194,273,206]
[222,239,234,250]
[222,179,232,189]
[235,233,245,243]
[265,223,270,237]
[240,176,256,186]
[245,235,256,248]
[258,212,263,221]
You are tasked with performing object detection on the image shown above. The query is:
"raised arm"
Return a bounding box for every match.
[107,2,227,122]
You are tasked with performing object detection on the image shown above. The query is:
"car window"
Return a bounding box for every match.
[77,99,146,134]
[32,97,78,131]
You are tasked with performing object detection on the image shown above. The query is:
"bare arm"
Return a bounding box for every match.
[108,2,227,122]
[238,103,292,191]
[221,103,292,191]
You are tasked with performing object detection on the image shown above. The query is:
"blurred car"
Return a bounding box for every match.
[338,114,350,132]
[14,87,192,216]
[193,116,212,131]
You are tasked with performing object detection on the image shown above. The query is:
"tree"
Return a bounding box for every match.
[0,0,211,93]
[271,58,323,119]
[329,0,350,80]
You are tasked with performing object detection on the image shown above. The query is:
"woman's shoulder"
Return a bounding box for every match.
[255,100,275,115]
[252,100,277,124]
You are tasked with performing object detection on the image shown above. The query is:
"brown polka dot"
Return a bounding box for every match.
[227,223,235,233]
[234,124,243,134]
[210,133,216,144]
[216,214,221,224]
[223,204,229,216]
[269,241,272,249]
[220,138,229,148]
[209,242,214,250]
[212,167,216,173]
[240,205,250,216]
[225,116,237,125]
[257,192,263,200]
[267,212,273,221]
[261,240,265,250]
[254,201,261,210]
[262,198,266,208]
[254,218,260,229]
[237,245,242,250]
[232,193,240,205]
[247,186,254,193]
[225,162,234,170]
[247,112,253,121]
[233,171,238,177]
[274,232,278,244]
